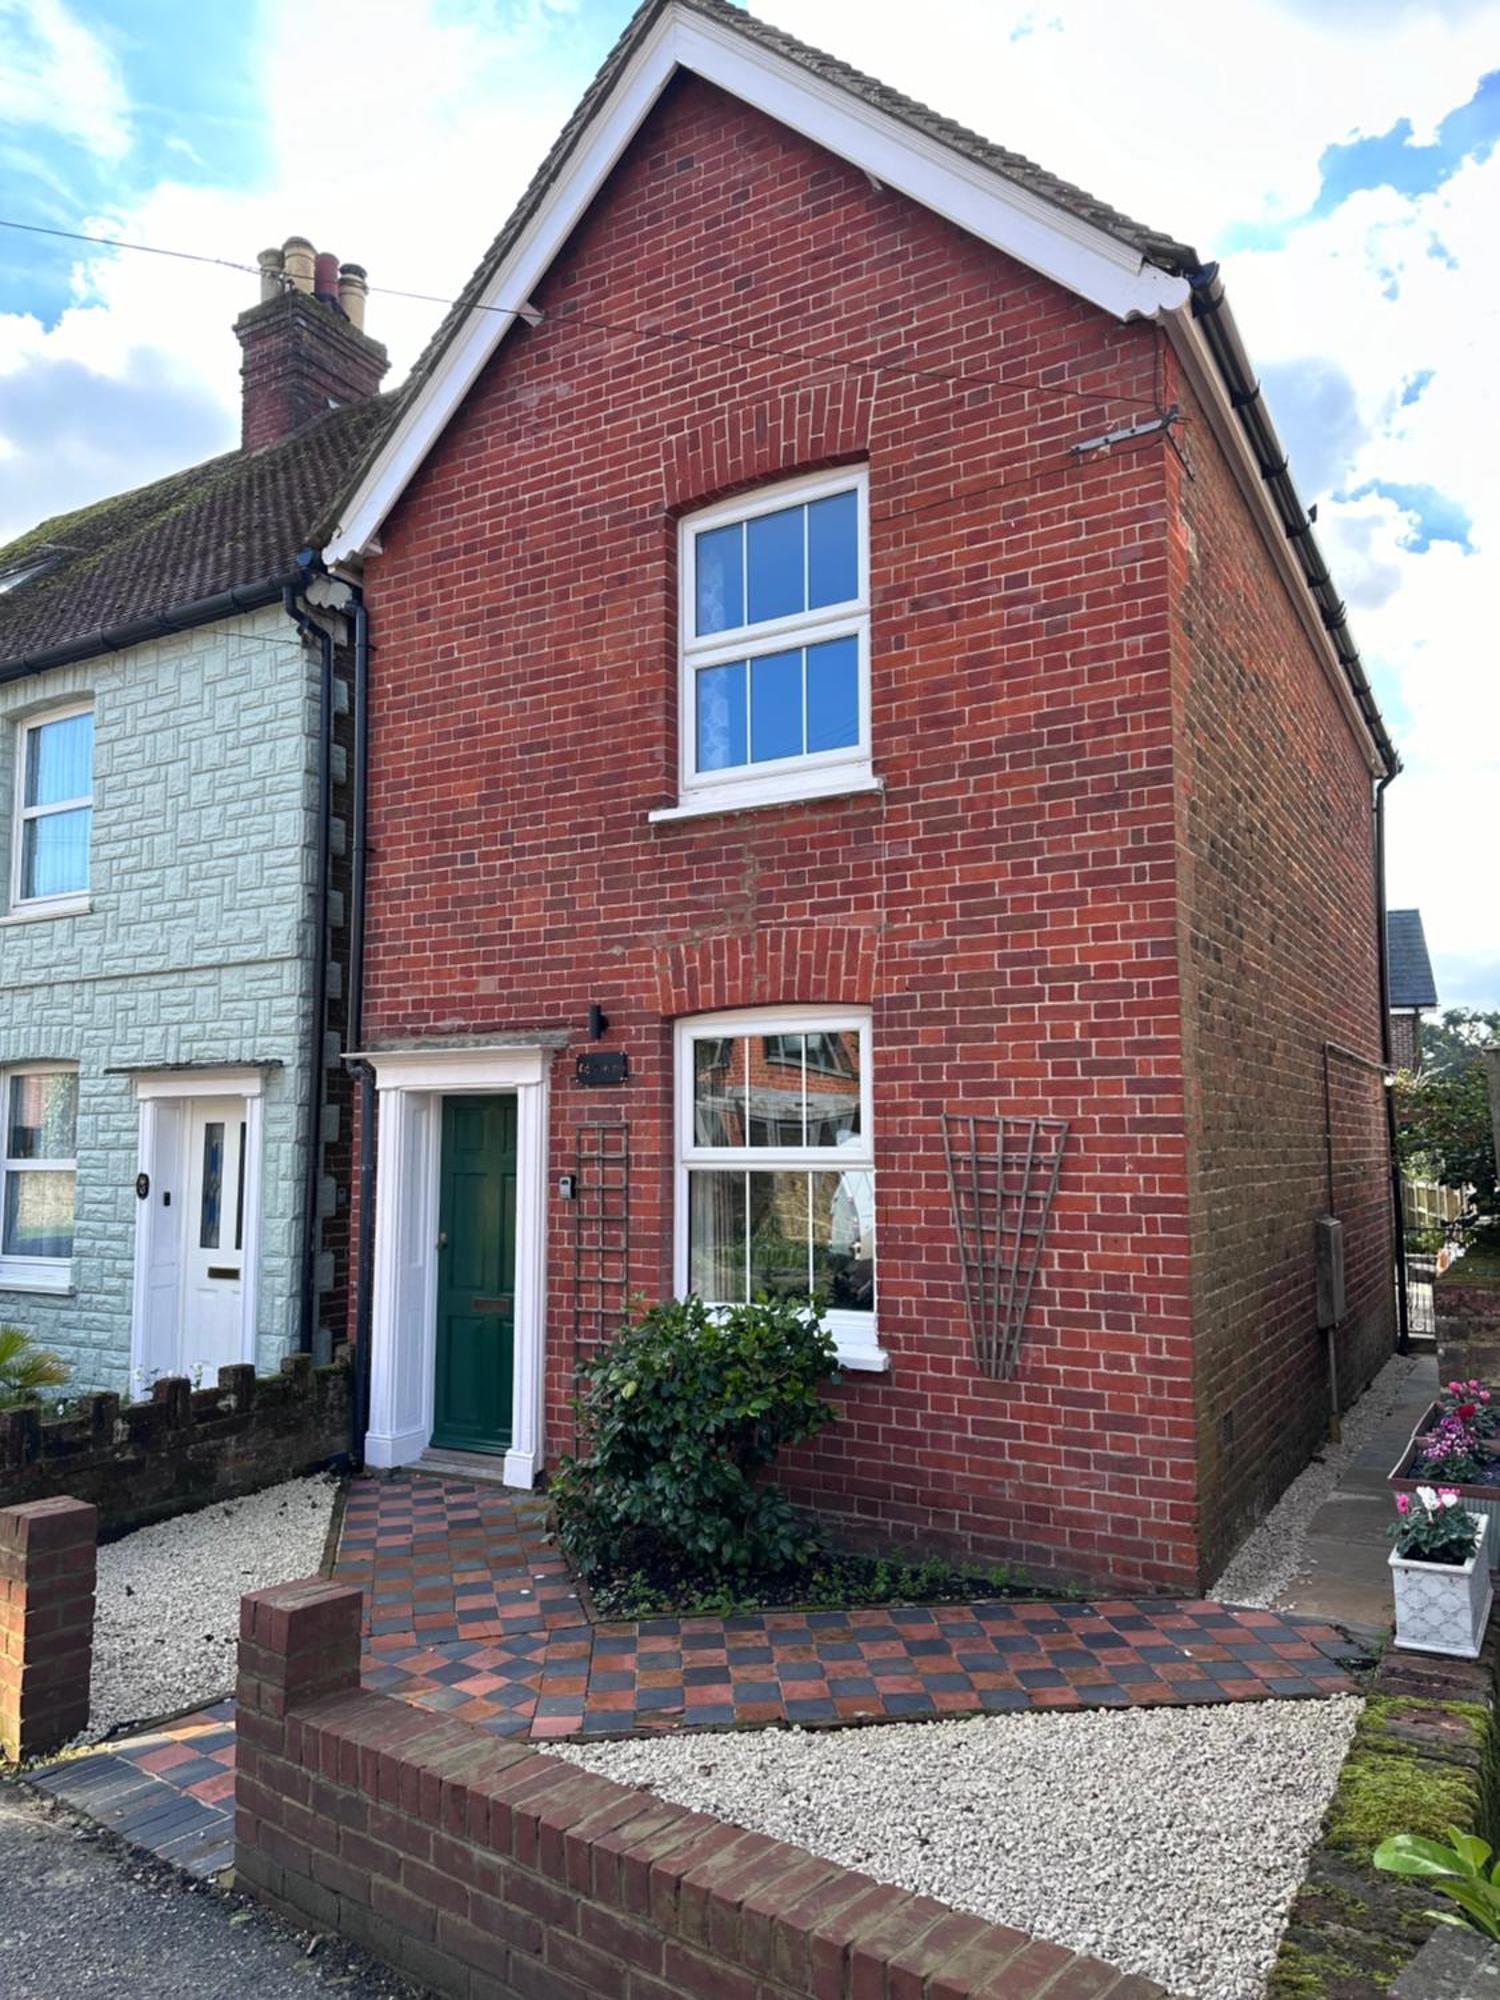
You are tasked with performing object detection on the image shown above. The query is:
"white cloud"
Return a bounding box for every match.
[0,0,1496,1001]
[0,0,133,164]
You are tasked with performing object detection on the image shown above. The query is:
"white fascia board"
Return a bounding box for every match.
[1162,306,1385,779]
[324,2,1189,565]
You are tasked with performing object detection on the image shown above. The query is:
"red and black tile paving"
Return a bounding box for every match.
[331,1474,1361,1740]
[30,1470,1365,1873]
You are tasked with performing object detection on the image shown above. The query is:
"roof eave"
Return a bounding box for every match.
[321,0,1189,565]
[0,568,308,686]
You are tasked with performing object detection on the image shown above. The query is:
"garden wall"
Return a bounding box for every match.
[1268,1626,1500,1996]
[0,1354,349,1538]
[236,1576,1164,2000]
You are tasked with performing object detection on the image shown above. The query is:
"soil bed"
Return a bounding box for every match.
[580,1542,1071,1620]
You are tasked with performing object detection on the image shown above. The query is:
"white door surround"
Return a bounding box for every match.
[129,1066,267,1390]
[358,1042,553,1487]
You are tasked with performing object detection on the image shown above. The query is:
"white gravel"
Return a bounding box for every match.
[558,1696,1360,2000]
[87,1475,338,1740]
[1210,1352,1424,1609]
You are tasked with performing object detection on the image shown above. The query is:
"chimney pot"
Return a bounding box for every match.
[337,263,369,332]
[282,236,315,294]
[236,238,387,452]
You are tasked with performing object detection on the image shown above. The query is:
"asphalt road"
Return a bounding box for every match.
[0,1784,423,2000]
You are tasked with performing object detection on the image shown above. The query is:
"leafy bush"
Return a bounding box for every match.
[1374,1825,1500,1940]
[0,1325,69,1410]
[551,1295,838,1580]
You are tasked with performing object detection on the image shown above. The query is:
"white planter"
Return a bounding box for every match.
[1389,1513,1493,1658]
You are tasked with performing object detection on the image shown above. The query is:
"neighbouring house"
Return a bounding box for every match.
[1387,908,1438,1072]
[0,238,386,1399]
[322,0,1401,1589]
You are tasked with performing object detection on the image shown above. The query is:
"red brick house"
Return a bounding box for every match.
[322,0,1400,1590]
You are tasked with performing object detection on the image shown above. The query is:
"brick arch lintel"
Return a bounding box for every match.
[655,926,878,1020]
[660,378,876,515]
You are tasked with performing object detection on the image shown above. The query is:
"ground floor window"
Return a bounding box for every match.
[0,1064,78,1290]
[674,1007,884,1369]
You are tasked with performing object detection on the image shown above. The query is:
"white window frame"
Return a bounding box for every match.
[667,467,872,819]
[673,1004,886,1371]
[10,700,93,918]
[0,1061,79,1294]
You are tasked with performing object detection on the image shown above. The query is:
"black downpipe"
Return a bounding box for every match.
[283,579,335,1358]
[347,590,376,1464]
[1376,773,1412,1354]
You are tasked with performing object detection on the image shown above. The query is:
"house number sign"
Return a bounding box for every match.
[576,1051,628,1086]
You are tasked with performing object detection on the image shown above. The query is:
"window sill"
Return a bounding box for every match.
[0,897,91,926]
[0,1265,74,1295]
[834,1340,889,1374]
[649,769,882,825]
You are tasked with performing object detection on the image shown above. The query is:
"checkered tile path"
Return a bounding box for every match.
[28,1472,1364,1878]
[31,1700,236,1878]
[336,1473,1363,1741]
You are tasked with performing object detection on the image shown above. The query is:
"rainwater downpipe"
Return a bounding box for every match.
[1376,770,1412,1354]
[283,574,334,1358]
[346,587,376,1463]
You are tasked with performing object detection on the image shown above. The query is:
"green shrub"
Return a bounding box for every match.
[551,1295,838,1579]
[0,1325,69,1410]
[1375,1826,1500,1941]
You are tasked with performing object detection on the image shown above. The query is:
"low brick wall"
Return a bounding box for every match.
[1435,1269,1500,1385]
[236,1577,1163,2000]
[0,1496,96,1762]
[0,1355,349,1538]
[1268,1628,1500,1997]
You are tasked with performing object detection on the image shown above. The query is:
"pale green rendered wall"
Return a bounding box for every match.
[0,605,321,1394]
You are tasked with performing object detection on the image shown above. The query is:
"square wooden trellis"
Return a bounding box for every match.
[941,1113,1069,1379]
[573,1122,630,1353]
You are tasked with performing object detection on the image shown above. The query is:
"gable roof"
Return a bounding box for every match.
[316,0,1396,782]
[0,396,388,682]
[1387,908,1439,1010]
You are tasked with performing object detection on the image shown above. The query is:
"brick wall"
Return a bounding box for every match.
[236,1577,1163,2000]
[354,72,1391,1588]
[0,1354,348,1537]
[0,1495,96,1761]
[1164,364,1395,1577]
[358,74,1199,1589]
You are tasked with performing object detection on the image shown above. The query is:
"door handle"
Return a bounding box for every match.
[437,1231,449,1249]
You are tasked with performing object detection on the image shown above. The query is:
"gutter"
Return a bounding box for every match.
[1178,263,1399,780]
[0,570,307,685]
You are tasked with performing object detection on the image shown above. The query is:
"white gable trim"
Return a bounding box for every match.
[323,2,1189,563]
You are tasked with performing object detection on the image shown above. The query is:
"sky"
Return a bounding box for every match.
[0,0,1496,1008]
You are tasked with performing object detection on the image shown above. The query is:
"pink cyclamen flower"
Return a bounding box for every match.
[1483,1392,1493,1404]
[1450,1382,1465,1394]
[1395,1493,1411,1514]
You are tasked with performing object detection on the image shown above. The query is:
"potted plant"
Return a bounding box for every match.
[1390,1385,1500,1545]
[1389,1485,1492,1659]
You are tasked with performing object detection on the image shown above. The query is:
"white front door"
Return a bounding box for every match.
[178,1095,249,1381]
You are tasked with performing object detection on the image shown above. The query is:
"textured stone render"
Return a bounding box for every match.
[0,605,323,1393]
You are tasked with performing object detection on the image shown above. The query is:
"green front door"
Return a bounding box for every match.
[433,1094,517,1454]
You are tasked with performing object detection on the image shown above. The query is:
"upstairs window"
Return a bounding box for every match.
[12,704,93,912]
[676,469,870,814]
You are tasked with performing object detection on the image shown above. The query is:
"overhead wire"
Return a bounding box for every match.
[0,213,1166,414]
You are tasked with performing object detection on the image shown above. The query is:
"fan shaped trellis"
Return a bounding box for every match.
[941,1113,1069,1379]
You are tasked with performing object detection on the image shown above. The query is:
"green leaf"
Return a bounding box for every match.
[1374,1835,1468,1879]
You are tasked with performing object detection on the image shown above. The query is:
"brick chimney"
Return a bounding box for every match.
[234,235,389,453]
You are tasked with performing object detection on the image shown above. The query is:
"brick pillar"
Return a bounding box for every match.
[0,1496,97,1762]
[237,1576,362,1719]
